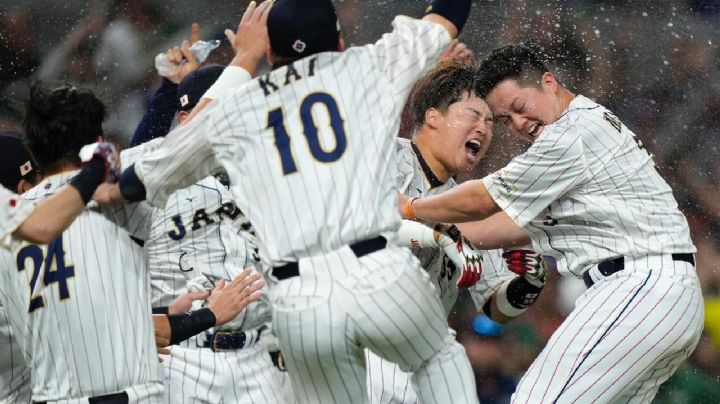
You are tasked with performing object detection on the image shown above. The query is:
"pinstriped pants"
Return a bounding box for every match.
[513,255,704,404]
[161,343,286,403]
[270,245,478,404]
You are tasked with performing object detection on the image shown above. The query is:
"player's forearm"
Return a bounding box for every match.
[406,179,500,223]
[423,0,472,38]
[457,212,531,250]
[13,186,85,244]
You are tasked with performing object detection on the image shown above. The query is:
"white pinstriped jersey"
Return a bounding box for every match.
[120,142,270,332]
[482,95,695,276]
[0,303,28,400]
[0,172,162,401]
[0,186,32,399]
[133,16,452,270]
[0,186,33,250]
[395,138,512,313]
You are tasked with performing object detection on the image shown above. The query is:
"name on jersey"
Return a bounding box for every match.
[258,56,318,97]
[492,170,516,197]
[167,202,242,241]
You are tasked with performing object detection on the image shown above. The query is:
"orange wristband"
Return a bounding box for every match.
[405,197,419,221]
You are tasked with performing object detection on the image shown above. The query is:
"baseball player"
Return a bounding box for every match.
[402,45,703,403]
[0,130,118,249]
[97,0,479,402]
[125,63,286,403]
[367,61,547,404]
[0,83,166,403]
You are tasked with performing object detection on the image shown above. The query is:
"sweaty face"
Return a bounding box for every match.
[485,78,559,143]
[432,93,494,175]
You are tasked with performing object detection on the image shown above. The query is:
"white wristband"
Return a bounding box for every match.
[202,66,252,100]
[495,278,528,317]
[396,220,437,249]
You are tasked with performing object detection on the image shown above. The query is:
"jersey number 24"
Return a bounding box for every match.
[267,92,347,175]
[16,237,74,313]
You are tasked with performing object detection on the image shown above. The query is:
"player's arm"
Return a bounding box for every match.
[400,179,500,224]
[422,0,472,39]
[482,248,546,324]
[457,212,531,250]
[153,269,264,348]
[12,143,119,244]
[179,0,271,125]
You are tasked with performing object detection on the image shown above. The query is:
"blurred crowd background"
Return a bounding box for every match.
[1,0,719,402]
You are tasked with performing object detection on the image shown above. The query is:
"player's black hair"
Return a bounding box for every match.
[409,60,479,131]
[475,45,549,98]
[23,82,105,174]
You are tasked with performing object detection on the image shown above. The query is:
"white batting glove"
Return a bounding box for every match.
[436,226,483,288]
[78,142,120,183]
[502,246,546,288]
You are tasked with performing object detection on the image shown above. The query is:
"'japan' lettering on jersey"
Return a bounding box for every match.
[133,17,452,269]
[0,172,161,401]
[395,138,513,314]
[0,186,33,250]
[483,95,695,276]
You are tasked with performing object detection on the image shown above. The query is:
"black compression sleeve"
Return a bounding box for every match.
[118,164,147,202]
[69,159,105,204]
[426,0,472,34]
[152,306,169,315]
[167,308,216,345]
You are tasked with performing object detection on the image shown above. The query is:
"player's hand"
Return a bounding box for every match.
[165,23,201,84]
[206,269,264,326]
[440,40,474,67]
[168,290,211,315]
[436,226,482,288]
[157,347,170,363]
[226,0,272,72]
[502,247,546,288]
[92,183,126,206]
[78,142,120,183]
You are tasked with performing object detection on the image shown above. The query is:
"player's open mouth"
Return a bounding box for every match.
[465,139,482,159]
[527,123,543,139]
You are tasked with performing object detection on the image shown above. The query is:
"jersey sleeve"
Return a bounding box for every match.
[468,249,515,311]
[368,16,452,101]
[133,102,223,208]
[482,123,589,228]
[0,186,33,249]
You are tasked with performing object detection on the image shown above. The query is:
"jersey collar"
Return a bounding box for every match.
[411,141,445,189]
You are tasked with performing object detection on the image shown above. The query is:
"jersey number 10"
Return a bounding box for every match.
[16,237,74,313]
[267,92,347,175]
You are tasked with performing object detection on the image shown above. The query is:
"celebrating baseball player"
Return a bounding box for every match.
[367,60,547,404]
[400,45,703,403]
[0,129,118,250]
[124,61,286,403]
[95,0,480,402]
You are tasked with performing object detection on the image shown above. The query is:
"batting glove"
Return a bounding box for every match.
[436,225,483,288]
[78,142,120,183]
[502,247,546,288]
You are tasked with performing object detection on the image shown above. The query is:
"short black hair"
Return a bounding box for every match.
[23,82,105,174]
[409,60,479,131]
[475,45,549,98]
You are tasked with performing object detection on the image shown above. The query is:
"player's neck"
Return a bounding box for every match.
[41,162,81,181]
[412,135,452,183]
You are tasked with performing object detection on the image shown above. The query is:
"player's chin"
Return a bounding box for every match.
[456,156,480,173]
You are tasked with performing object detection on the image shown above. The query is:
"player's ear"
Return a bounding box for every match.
[541,72,559,94]
[425,108,440,129]
[17,179,34,194]
[337,36,346,52]
[266,49,274,67]
[178,111,190,124]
